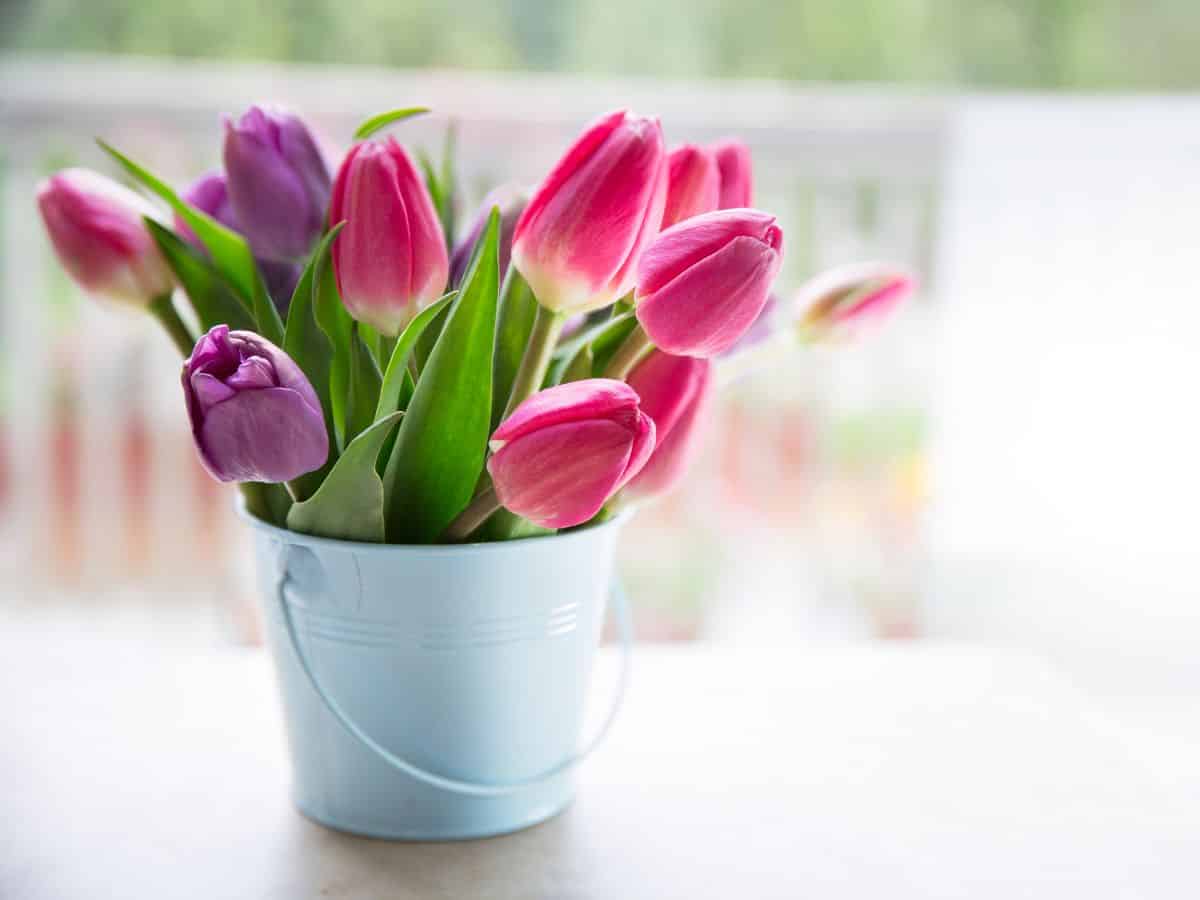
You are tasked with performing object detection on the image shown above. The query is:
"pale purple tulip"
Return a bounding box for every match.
[488,379,655,529]
[511,110,667,314]
[623,352,714,499]
[183,325,328,483]
[36,168,172,307]
[662,144,720,228]
[711,139,753,208]
[635,208,783,357]
[449,187,526,288]
[223,106,331,262]
[330,139,449,336]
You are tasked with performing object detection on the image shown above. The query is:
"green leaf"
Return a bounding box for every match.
[144,220,255,333]
[97,139,283,345]
[382,209,500,543]
[559,343,595,384]
[312,246,354,450]
[352,107,430,141]
[344,324,382,447]
[285,413,403,543]
[587,312,639,376]
[492,271,539,428]
[375,292,456,421]
[282,224,344,500]
[547,309,635,384]
[413,300,449,371]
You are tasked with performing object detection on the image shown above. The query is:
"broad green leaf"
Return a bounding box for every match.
[383,210,500,543]
[144,220,255,333]
[353,107,430,141]
[492,271,538,428]
[375,292,455,421]
[240,481,292,527]
[282,224,344,500]
[312,246,354,450]
[437,122,458,244]
[97,139,283,345]
[344,325,382,447]
[285,413,403,542]
[413,300,449,371]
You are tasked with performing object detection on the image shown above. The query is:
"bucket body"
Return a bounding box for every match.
[247,512,625,840]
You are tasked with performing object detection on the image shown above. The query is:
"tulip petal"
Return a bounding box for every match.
[637,208,780,296]
[712,139,753,209]
[491,378,641,445]
[224,117,315,261]
[197,387,329,483]
[662,144,720,228]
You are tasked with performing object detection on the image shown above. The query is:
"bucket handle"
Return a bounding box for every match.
[276,568,632,797]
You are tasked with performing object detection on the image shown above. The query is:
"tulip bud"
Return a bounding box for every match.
[661,144,720,228]
[36,168,173,307]
[330,139,450,336]
[223,105,331,263]
[711,139,753,209]
[635,208,783,357]
[623,352,713,499]
[511,109,667,314]
[449,186,526,288]
[180,171,301,307]
[794,262,915,342]
[488,379,656,529]
[183,324,328,483]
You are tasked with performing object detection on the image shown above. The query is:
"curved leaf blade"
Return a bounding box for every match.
[375,292,456,421]
[144,219,255,333]
[353,107,431,141]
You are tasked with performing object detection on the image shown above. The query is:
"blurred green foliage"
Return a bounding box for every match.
[2,0,1198,89]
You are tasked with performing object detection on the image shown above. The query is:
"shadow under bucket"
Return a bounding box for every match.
[244,508,631,841]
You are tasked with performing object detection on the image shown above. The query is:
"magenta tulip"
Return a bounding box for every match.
[711,139,753,209]
[183,325,328,483]
[36,168,172,307]
[661,144,720,228]
[623,352,714,499]
[223,106,331,263]
[488,379,656,529]
[511,109,667,314]
[635,208,783,357]
[330,139,449,336]
[795,262,915,342]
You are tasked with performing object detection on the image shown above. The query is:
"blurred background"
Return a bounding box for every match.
[1,1,1198,699]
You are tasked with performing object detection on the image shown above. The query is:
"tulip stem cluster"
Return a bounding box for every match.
[502,305,566,419]
[442,485,501,542]
[602,325,655,381]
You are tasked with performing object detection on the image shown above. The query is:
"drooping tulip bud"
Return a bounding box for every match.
[182,325,328,484]
[661,144,720,229]
[623,351,713,499]
[488,379,656,529]
[36,168,173,307]
[794,262,915,342]
[635,208,783,357]
[511,109,667,314]
[223,105,331,263]
[449,186,526,288]
[179,171,301,307]
[330,139,450,336]
[710,139,753,209]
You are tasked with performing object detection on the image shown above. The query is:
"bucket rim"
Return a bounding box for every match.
[236,497,633,556]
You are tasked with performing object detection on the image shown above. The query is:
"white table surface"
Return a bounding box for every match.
[2,607,1198,899]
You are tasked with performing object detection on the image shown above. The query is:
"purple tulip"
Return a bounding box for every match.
[223,106,331,262]
[183,325,328,483]
[180,171,302,307]
[449,187,526,288]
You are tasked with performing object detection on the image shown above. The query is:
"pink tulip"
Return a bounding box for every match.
[511,109,667,314]
[711,139,753,208]
[36,168,172,307]
[623,352,713,499]
[661,144,720,228]
[795,262,915,341]
[488,379,656,529]
[330,138,449,336]
[635,208,783,357]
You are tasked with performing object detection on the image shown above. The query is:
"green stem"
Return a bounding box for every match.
[602,323,653,380]
[147,293,195,357]
[441,485,502,542]
[502,304,565,419]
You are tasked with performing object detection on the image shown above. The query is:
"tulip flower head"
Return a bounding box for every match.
[223,105,331,263]
[36,168,173,307]
[662,144,720,228]
[488,379,656,529]
[635,208,783,357]
[183,325,328,484]
[511,109,668,315]
[330,138,450,336]
[711,139,753,209]
[794,262,915,343]
[623,352,714,499]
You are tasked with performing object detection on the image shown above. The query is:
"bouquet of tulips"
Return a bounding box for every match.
[36,105,913,545]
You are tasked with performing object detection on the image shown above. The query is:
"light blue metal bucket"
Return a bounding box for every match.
[244,508,631,841]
